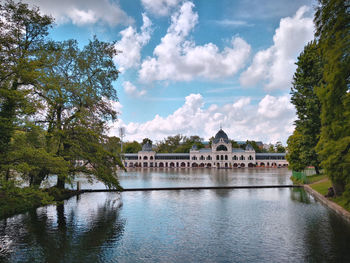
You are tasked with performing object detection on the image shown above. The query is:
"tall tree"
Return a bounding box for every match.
[314,0,350,195]
[289,41,323,174]
[0,0,52,170]
[34,39,122,189]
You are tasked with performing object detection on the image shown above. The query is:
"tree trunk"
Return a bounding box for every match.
[56,176,65,189]
[332,181,345,196]
[315,165,320,175]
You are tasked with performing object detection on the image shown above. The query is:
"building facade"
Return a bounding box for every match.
[123,129,288,168]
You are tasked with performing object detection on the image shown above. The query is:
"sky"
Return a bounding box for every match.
[21,0,316,144]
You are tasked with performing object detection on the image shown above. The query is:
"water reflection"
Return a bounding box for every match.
[0,193,124,263]
[2,170,350,262]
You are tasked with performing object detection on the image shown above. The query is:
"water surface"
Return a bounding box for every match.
[1,169,350,262]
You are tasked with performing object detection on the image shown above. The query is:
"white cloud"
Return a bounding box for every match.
[139,1,251,83]
[123,81,147,97]
[110,93,296,144]
[141,0,182,16]
[114,14,152,72]
[240,6,314,90]
[22,0,133,26]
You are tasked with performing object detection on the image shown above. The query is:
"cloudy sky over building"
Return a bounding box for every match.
[23,0,316,143]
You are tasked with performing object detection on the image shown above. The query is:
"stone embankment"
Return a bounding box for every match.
[304,185,350,223]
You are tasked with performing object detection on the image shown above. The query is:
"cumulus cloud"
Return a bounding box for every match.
[22,0,133,26]
[141,0,182,16]
[139,1,251,83]
[123,81,147,97]
[110,93,295,144]
[240,6,314,90]
[114,14,152,72]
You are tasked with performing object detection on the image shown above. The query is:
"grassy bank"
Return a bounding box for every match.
[308,177,350,212]
[0,181,78,219]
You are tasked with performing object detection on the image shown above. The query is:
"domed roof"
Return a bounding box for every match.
[142,142,153,151]
[245,144,254,151]
[191,144,198,150]
[213,129,229,144]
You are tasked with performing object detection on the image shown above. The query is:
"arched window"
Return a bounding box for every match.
[225,155,228,160]
[240,155,244,160]
[221,155,224,160]
[216,155,219,160]
[200,155,205,160]
[143,156,148,160]
[150,156,154,160]
[232,155,237,160]
[216,145,228,151]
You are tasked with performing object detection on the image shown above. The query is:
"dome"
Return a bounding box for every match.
[245,144,254,151]
[142,142,153,151]
[213,129,229,144]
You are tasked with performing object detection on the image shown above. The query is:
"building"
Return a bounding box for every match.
[123,129,288,168]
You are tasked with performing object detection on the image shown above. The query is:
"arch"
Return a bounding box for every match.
[129,162,134,167]
[233,163,238,168]
[206,163,212,168]
[240,155,245,160]
[159,162,164,167]
[169,162,175,168]
[207,155,212,160]
[181,162,186,167]
[248,163,254,167]
[260,162,265,167]
[232,155,237,160]
[267,162,270,167]
[240,163,245,168]
[216,145,228,151]
[143,156,148,160]
[199,163,205,167]
[192,163,198,168]
[225,155,228,160]
[217,163,220,168]
[150,156,154,160]
[143,162,148,167]
[192,156,197,160]
[225,163,228,168]
[221,155,224,160]
[216,155,219,160]
[200,155,205,160]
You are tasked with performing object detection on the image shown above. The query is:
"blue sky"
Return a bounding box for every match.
[23,0,316,144]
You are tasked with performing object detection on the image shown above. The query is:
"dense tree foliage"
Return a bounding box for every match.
[314,0,350,195]
[0,1,123,191]
[288,41,323,173]
[155,135,204,153]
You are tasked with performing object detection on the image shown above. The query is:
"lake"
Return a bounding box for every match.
[1,168,350,262]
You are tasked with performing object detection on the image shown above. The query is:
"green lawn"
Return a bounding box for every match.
[310,179,332,195]
[306,174,327,184]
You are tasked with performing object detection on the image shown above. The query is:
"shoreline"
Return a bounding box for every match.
[304,185,350,223]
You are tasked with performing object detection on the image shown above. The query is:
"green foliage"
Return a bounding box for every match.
[0,1,123,191]
[231,140,240,148]
[124,141,142,153]
[155,135,204,153]
[0,0,52,156]
[288,41,323,173]
[314,0,350,195]
[0,180,54,219]
[142,138,152,145]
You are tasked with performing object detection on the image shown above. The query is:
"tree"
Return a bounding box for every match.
[289,41,323,174]
[286,130,306,171]
[142,138,152,146]
[231,140,240,148]
[5,125,68,186]
[34,38,122,189]
[123,141,141,153]
[0,0,52,170]
[314,0,350,195]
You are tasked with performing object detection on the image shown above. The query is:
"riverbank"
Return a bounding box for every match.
[0,182,79,219]
[293,175,350,222]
